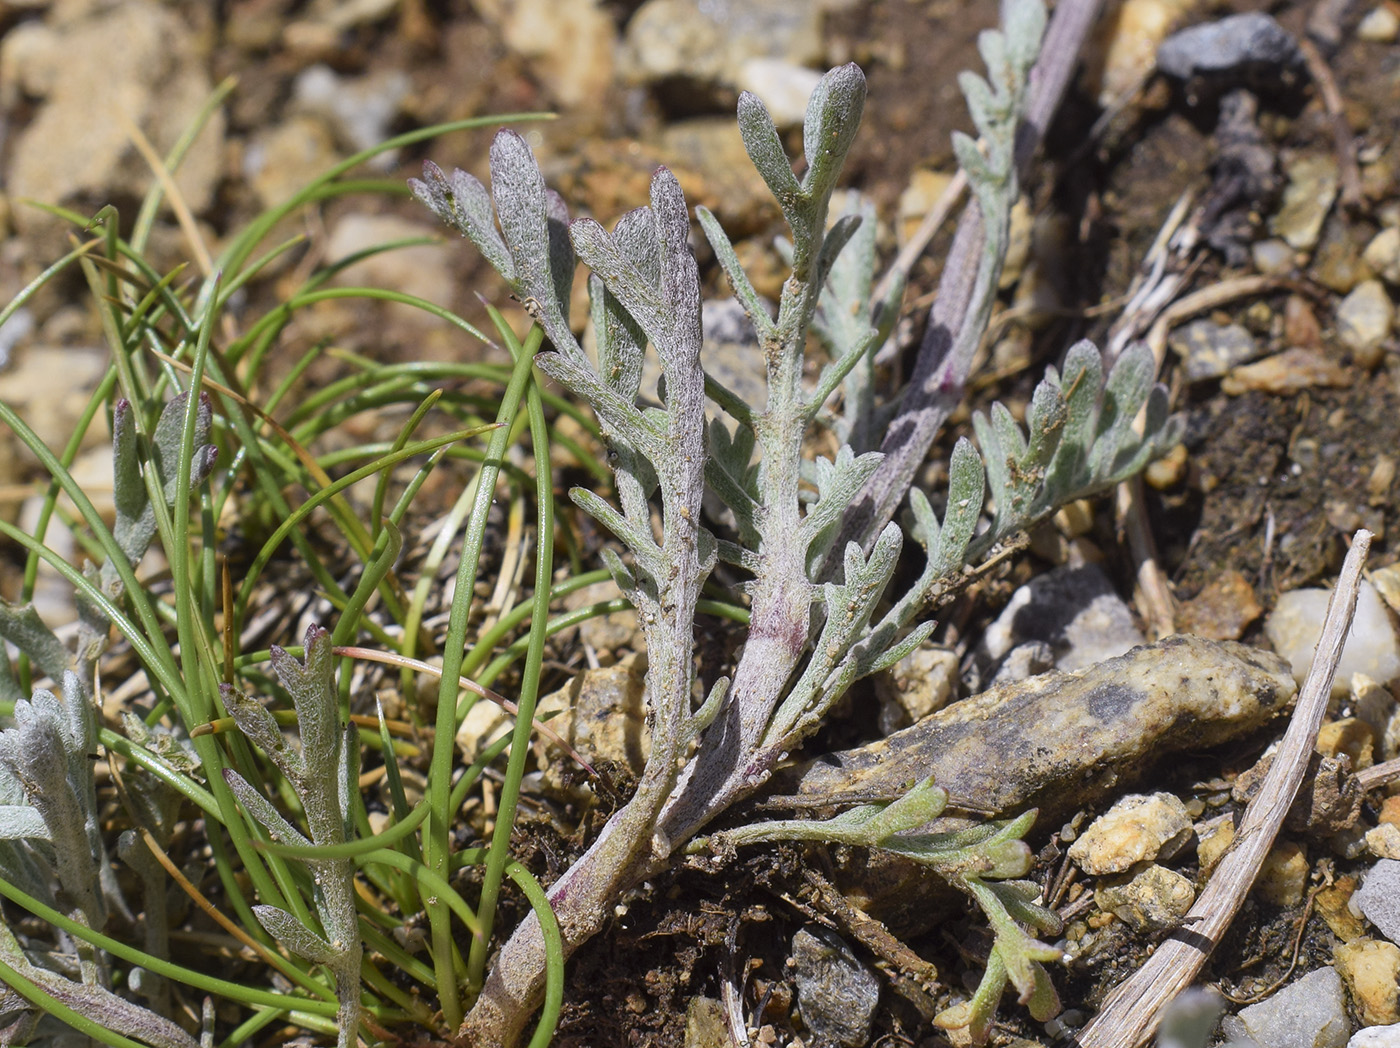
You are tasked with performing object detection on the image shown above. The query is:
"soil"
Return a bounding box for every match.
[4,0,1400,1046]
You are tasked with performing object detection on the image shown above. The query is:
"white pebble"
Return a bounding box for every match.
[1265,581,1400,695]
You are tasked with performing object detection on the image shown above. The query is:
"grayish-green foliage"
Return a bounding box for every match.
[415,0,1180,1038]
[414,4,1158,1043]
[0,394,216,1043]
[223,625,363,1048]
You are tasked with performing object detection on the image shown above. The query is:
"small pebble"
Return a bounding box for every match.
[1254,237,1297,275]
[1364,228,1400,286]
[1272,154,1340,251]
[1349,1025,1400,1048]
[1321,878,1369,942]
[1176,569,1262,641]
[1355,860,1400,943]
[1367,824,1400,860]
[1088,0,1197,105]
[1371,565,1400,616]
[1317,718,1375,769]
[1095,863,1195,931]
[684,997,728,1048]
[1258,840,1309,906]
[1286,294,1324,347]
[1265,581,1400,694]
[1145,442,1188,489]
[1157,12,1301,79]
[1370,456,1397,505]
[1221,346,1350,395]
[1168,318,1259,380]
[874,643,958,733]
[1220,967,1350,1048]
[1197,812,1235,872]
[1349,673,1398,742]
[790,927,881,1048]
[1337,279,1396,367]
[978,563,1145,676]
[1069,792,1193,875]
[1314,230,1375,295]
[1335,938,1400,1026]
[1381,796,1400,829]
[1357,6,1400,43]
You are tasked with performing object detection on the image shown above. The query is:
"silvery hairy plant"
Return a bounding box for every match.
[0,394,215,1044]
[413,0,1178,1040]
[221,626,363,1048]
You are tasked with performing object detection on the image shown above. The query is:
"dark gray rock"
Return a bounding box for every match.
[791,927,880,1048]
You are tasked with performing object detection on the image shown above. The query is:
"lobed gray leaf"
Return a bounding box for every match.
[535,351,662,460]
[737,91,802,219]
[569,217,667,348]
[814,213,863,295]
[598,547,639,601]
[253,905,339,965]
[16,966,200,1048]
[221,685,294,772]
[570,488,661,568]
[696,207,774,341]
[223,769,310,849]
[409,161,513,281]
[590,273,645,402]
[269,624,338,777]
[0,602,72,687]
[800,63,867,202]
[489,130,578,355]
[0,806,48,842]
[933,439,986,576]
[1005,0,1048,69]
[856,619,938,679]
[649,167,705,370]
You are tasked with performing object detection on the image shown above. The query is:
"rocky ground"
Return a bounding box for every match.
[3,0,1400,1046]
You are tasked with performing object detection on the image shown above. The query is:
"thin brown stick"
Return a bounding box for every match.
[1358,755,1400,792]
[120,114,215,278]
[1145,275,1303,373]
[801,867,941,1016]
[1120,474,1177,640]
[872,170,968,363]
[1296,35,1364,212]
[1074,529,1372,1048]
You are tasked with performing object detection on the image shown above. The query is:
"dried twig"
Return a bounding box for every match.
[801,867,941,1018]
[1296,35,1364,212]
[1358,755,1400,791]
[1074,529,1372,1048]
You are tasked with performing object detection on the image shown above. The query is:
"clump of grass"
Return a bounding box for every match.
[0,99,600,1048]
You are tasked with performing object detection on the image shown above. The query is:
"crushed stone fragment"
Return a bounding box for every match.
[1220,967,1350,1048]
[1355,860,1400,944]
[782,635,1297,823]
[1069,792,1193,875]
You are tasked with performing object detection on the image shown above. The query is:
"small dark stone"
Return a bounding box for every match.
[791,927,881,1048]
[1157,13,1303,81]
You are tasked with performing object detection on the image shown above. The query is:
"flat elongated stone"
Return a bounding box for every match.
[776,635,1297,824]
